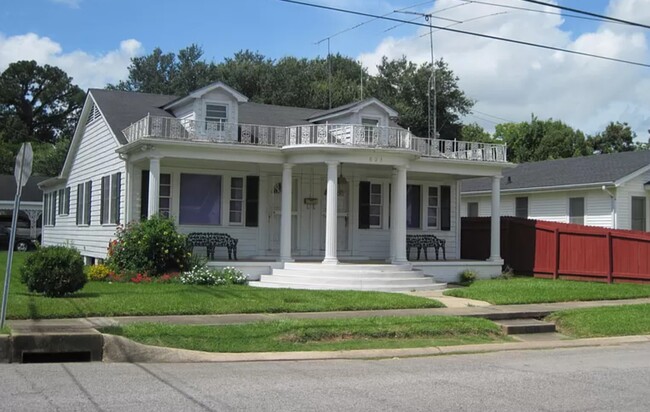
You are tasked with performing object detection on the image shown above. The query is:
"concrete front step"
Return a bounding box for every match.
[259,274,437,286]
[249,281,447,292]
[494,319,557,335]
[269,268,424,279]
[283,262,414,272]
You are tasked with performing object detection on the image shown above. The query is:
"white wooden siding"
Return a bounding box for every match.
[461,189,615,228]
[616,169,650,230]
[42,113,126,259]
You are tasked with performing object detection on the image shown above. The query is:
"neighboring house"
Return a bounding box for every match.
[0,175,48,241]
[461,150,650,232]
[38,81,511,285]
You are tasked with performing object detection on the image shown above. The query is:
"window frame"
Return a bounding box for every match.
[631,196,647,232]
[76,181,92,226]
[179,173,223,226]
[467,202,479,218]
[100,173,121,225]
[515,196,528,219]
[361,117,380,143]
[427,186,440,229]
[569,197,585,225]
[369,182,382,229]
[229,176,245,225]
[204,102,229,131]
[406,184,421,229]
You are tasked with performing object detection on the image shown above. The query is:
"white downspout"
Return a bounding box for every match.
[602,185,617,229]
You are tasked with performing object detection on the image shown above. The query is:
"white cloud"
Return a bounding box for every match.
[0,33,143,90]
[357,0,650,139]
[49,0,83,9]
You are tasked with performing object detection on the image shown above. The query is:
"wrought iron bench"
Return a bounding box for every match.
[187,232,238,260]
[406,234,446,261]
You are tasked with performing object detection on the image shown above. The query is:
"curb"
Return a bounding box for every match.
[0,335,10,363]
[102,333,650,363]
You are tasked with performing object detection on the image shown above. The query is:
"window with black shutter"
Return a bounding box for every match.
[358,181,370,229]
[245,176,259,227]
[440,185,451,231]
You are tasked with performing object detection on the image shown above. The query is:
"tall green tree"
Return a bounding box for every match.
[587,121,637,154]
[495,116,589,163]
[0,60,84,144]
[460,122,496,143]
[367,57,473,139]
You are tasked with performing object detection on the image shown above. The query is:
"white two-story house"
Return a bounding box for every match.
[39,81,511,289]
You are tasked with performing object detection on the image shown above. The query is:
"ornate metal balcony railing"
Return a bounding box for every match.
[122,115,508,162]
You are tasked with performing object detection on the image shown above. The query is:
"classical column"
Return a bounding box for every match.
[392,165,408,264]
[148,157,161,218]
[323,161,339,264]
[280,163,294,262]
[389,169,398,262]
[489,175,502,262]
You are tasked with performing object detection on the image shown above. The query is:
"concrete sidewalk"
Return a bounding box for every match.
[5,296,650,363]
[9,296,650,331]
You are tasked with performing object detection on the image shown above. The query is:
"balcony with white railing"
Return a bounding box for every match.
[122,115,507,162]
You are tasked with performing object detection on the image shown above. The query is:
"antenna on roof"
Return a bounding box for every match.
[360,61,363,101]
[315,37,333,109]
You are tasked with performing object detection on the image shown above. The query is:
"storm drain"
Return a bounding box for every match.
[22,351,92,363]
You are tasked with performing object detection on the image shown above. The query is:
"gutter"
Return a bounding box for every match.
[601,185,617,229]
[461,181,616,196]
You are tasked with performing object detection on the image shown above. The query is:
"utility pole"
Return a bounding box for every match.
[395,10,438,139]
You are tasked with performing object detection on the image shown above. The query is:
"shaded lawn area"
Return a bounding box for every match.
[101,316,510,352]
[444,278,650,305]
[548,304,650,338]
[0,252,442,320]
[0,326,9,335]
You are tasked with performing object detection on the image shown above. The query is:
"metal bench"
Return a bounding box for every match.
[406,234,446,261]
[187,232,238,260]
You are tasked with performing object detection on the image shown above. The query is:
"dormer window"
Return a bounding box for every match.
[362,118,379,143]
[205,103,228,131]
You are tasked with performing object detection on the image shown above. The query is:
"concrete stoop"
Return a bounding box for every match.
[250,262,447,292]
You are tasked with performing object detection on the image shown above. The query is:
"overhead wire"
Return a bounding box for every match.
[517,0,650,30]
[281,0,650,69]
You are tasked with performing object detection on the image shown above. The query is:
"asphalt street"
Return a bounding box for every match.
[1,343,650,411]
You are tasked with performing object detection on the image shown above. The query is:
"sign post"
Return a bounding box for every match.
[1,143,33,328]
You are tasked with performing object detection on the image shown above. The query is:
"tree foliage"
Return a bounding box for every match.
[587,121,637,154]
[0,60,84,143]
[0,60,84,176]
[109,46,474,139]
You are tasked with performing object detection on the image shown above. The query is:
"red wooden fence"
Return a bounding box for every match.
[461,217,650,283]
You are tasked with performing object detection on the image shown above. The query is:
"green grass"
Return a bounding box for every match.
[101,316,510,352]
[548,304,650,338]
[444,278,650,304]
[0,326,9,335]
[0,252,442,320]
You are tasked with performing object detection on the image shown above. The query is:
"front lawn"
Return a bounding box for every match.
[0,326,9,335]
[548,304,650,338]
[102,315,509,352]
[444,278,650,304]
[0,252,442,320]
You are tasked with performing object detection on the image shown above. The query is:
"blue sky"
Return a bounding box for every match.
[1,0,649,138]
[1,0,613,63]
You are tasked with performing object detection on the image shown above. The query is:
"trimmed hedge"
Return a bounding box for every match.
[20,246,86,297]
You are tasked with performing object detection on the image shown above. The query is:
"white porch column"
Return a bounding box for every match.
[280,163,294,262]
[489,175,502,262]
[392,165,408,264]
[147,157,161,218]
[389,169,398,262]
[323,161,339,264]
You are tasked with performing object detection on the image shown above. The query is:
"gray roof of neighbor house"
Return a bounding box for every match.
[0,175,50,203]
[461,150,650,194]
[89,89,178,145]
[88,89,406,144]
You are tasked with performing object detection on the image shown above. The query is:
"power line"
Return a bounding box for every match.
[280,0,650,69]
[417,11,508,38]
[517,0,650,30]
[471,109,517,123]
[463,0,623,26]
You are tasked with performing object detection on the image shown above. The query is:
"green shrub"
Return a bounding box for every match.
[85,264,112,281]
[179,265,226,285]
[105,216,190,276]
[459,269,477,286]
[222,266,248,285]
[20,246,86,297]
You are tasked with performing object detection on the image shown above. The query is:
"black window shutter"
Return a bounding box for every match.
[141,170,149,221]
[441,185,451,231]
[52,191,56,226]
[85,181,92,225]
[245,176,259,227]
[115,172,122,224]
[100,177,106,224]
[359,181,370,229]
[76,183,83,225]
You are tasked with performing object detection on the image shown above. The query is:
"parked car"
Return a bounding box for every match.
[0,226,34,251]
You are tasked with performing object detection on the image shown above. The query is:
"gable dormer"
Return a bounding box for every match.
[163,81,248,126]
[307,98,398,127]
